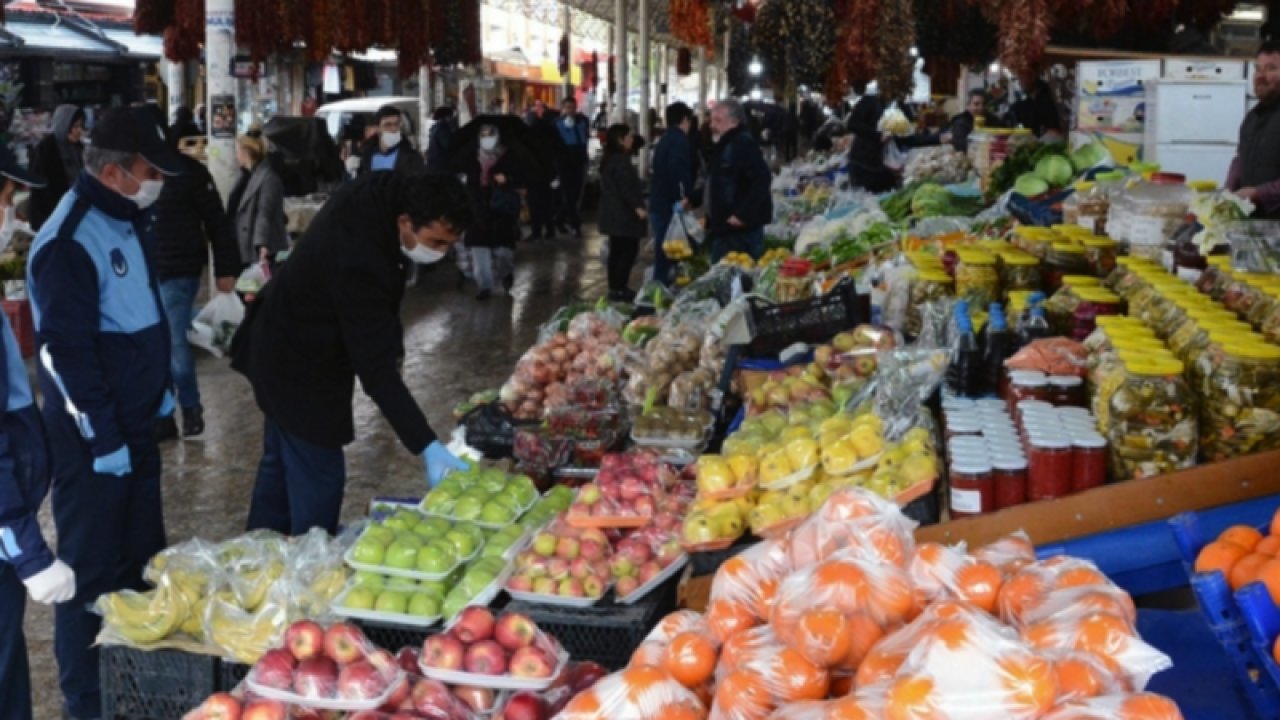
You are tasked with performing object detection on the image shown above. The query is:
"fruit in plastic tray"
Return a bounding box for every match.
[420,608,564,679]
[507,517,613,600]
[568,452,671,522]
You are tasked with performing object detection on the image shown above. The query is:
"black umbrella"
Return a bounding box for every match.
[262,116,344,193]
[449,115,555,183]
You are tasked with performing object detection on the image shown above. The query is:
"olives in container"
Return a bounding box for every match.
[1201,341,1280,461]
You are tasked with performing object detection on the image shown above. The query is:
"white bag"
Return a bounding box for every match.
[187,292,245,358]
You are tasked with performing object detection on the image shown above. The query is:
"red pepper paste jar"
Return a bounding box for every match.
[1027,434,1073,501]
[1048,375,1086,408]
[1008,372,1049,416]
[950,459,994,518]
[1071,433,1108,492]
[992,455,1028,509]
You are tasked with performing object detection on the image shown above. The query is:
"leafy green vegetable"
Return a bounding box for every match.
[989,142,1067,198]
[1034,155,1075,187]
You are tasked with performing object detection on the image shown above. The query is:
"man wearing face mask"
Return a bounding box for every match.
[358,105,426,176]
[231,172,474,536]
[554,98,591,237]
[25,106,177,720]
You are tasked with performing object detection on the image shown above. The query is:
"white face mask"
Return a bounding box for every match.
[381,131,401,148]
[479,136,498,151]
[123,169,163,210]
[402,243,445,265]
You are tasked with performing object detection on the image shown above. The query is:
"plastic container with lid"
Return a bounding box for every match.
[1027,435,1073,500]
[776,258,815,303]
[998,252,1041,298]
[992,455,1028,509]
[905,270,954,337]
[1007,372,1050,415]
[949,459,995,518]
[1106,357,1197,480]
[1071,433,1109,492]
[1081,236,1119,278]
[1123,173,1191,262]
[1063,181,1094,227]
[1042,243,1092,294]
[955,251,1000,307]
[1201,341,1280,461]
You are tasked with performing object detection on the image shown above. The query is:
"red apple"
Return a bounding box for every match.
[558,578,584,597]
[410,677,456,715]
[421,633,465,670]
[366,648,396,675]
[192,692,242,720]
[508,574,534,592]
[284,620,325,662]
[655,540,683,568]
[569,502,592,516]
[338,660,389,700]
[569,558,592,579]
[394,647,420,674]
[546,558,570,578]
[579,528,609,547]
[240,699,286,720]
[615,576,640,597]
[464,640,509,675]
[378,675,411,713]
[555,537,580,559]
[294,657,339,698]
[632,497,656,516]
[454,606,496,643]
[579,539,606,561]
[322,623,368,665]
[502,691,548,720]
[638,561,662,584]
[509,646,556,678]
[494,612,538,651]
[251,649,296,690]
[568,661,608,692]
[452,685,497,713]
[346,713,382,720]
[532,577,557,595]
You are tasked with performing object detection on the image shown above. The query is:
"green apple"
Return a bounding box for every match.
[435,476,464,494]
[480,500,516,525]
[353,571,385,591]
[421,490,456,514]
[375,590,410,614]
[442,587,469,620]
[419,516,453,536]
[413,522,443,539]
[407,592,441,617]
[383,514,413,531]
[351,538,387,566]
[385,541,420,570]
[343,587,377,610]
[479,468,509,492]
[452,497,485,521]
[393,532,425,550]
[505,476,538,506]
[363,525,396,546]
[417,540,459,574]
[417,579,448,598]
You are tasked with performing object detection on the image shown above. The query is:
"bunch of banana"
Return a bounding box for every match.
[207,594,287,665]
[98,579,191,646]
[719,252,755,270]
[292,566,347,617]
[230,558,285,612]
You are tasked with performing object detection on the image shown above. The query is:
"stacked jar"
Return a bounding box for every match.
[1221,272,1273,323]
[1200,339,1280,461]
[1194,256,1233,298]
[1080,235,1119,278]
[1017,403,1109,498]
[997,251,1042,299]
[1012,226,1061,259]
[945,403,1028,515]
[1042,243,1092,294]
[955,250,1000,307]
[1044,276,1102,335]
[1105,355,1197,480]
[1072,288,1123,341]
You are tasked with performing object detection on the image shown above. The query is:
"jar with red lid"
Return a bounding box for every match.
[1027,435,1073,501]
[992,456,1028,509]
[1048,375,1085,407]
[1007,372,1050,415]
[1072,433,1108,492]
[950,460,994,518]
[776,258,815,303]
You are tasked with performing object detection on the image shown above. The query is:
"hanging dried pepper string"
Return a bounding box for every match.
[874,0,916,100]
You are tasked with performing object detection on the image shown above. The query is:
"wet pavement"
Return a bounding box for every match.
[24,230,627,718]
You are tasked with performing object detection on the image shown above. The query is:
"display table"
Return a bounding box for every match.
[1140,609,1253,720]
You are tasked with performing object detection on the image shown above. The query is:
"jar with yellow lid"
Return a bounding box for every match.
[998,252,1041,298]
[955,251,999,307]
[1107,356,1197,479]
[1195,256,1234,298]
[1245,284,1280,330]
[1088,335,1167,410]
[1202,341,1280,460]
[906,270,954,337]
[907,251,944,270]
[1190,327,1264,397]
[1168,311,1241,359]
[1043,243,1091,293]
[1073,288,1122,341]
[1080,236,1118,278]
[1149,289,1202,338]
[1222,273,1271,319]
[1012,227,1059,258]
[1259,289,1280,344]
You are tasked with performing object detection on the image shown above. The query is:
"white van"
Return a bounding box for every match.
[315,97,420,146]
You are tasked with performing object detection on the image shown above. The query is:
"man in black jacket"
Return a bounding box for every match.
[358,105,427,176]
[150,130,240,440]
[847,92,896,193]
[649,102,697,284]
[706,99,773,262]
[231,173,474,536]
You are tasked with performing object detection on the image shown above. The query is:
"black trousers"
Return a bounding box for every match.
[607,236,640,293]
[556,160,587,231]
[527,181,558,237]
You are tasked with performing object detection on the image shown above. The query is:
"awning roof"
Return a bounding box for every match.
[101,28,163,58]
[3,19,117,53]
[488,0,681,47]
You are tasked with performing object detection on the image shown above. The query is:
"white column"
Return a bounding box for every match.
[638,0,650,176]
[418,66,432,151]
[562,5,573,101]
[205,0,237,202]
[697,47,708,110]
[722,27,731,100]
[613,0,628,123]
[164,59,185,124]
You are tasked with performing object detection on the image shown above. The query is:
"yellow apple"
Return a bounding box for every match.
[785,436,820,471]
[727,454,759,486]
[697,455,737,495]
[821,439,860,475]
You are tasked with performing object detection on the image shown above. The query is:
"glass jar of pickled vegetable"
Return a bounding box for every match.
[1042,243,1091,294]
[1201,341,1280,461]
[1245,282,1280,330]
[776,258,815,303]
[1195,256,1231,298]
[1222,273,1270,321]
[1073,288,1122,341]
[1013,227,1059,259]
[1260,289,1280,344]
[1107,357,1197,480]
[955,251,1000,307]
[906,270,954,337]
[1207,264,1236,303]
[998,253,1041,298]
[1081,236,1118,278]
[1190,327,1261,398]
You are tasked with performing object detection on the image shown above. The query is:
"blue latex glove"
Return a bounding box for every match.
[673,201,684,213]
[423,441,467,487]
[157,390,175,419]
[93,446,131,477]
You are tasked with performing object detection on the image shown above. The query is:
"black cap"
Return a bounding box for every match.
[0,145,44,188]
[90,107,182,176]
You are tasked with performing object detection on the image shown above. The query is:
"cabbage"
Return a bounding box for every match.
[1014,173,1050,197]
[911,183,954,218]
[1034,155,1075,187]
[1070,141,1110,172]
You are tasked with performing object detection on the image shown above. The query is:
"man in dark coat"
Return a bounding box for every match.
[358,105,427,176]
[523,100,562,240]
[28,104,84,232]
[705,99,773,262]
[649,102,697,285]
[425,106,457,175]
[231,173,474,536]
[1229,41,1280,218]
[847,92,896,193]
[553,97,591,237]
[939,89,988,153]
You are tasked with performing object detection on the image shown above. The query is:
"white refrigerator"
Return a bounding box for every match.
[1144,79,1247,184]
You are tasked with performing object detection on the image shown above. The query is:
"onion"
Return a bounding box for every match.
[551,347,569,363]
[565,341,581,357]
[552,333,568,346]
[531,363,552,385]
[498,383,519,405]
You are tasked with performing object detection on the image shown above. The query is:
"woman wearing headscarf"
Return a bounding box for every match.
[597,124,648,301]
[231,132,287,267]
[459,124,523,300]
[28,104,85,231]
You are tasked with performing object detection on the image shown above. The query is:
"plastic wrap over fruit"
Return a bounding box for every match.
[206,588,290,665]
[1041,692,1185,719]
[704,540,795,643]
[762,693,886,720]
[871,345,951,441]
[280,527,351,619]
[1020,604,1171,691]
[567,452,672,527]
[972,531,1037,575]
[707,632,831,719]
[96,571,197,648]
[627,612,721,691]
[507,515,615,600]
[910,541,1006,615]
[556,664,707,720]
[1046,649,1131,704]
[783,487,918,570]
[997,556,1123,627]
[612,521,690,600]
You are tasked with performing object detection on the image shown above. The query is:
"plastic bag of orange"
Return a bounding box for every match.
[1021,610,1172,690]
[997,557,1115,626]
[1041,692,1184,719]
[972,531,1037,574]
[705,540,794,643]
[708,643,830,720]
[784,487,917,570]
[626,611,721,691]
[1018,584,1138,629]
[854,600,971,688]
[759,693,885,720]
[556,664,707,720]
[1047,649,1131,704]
[910,541,1005,614]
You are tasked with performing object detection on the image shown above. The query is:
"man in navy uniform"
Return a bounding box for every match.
[0,146,77,720]
[27,106,178,719]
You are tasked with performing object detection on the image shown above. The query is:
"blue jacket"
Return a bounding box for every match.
[0,312,54,580]
[649,128,696,215]
[27,171,170,458]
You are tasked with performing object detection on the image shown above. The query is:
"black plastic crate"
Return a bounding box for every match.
[689,537,759,577]
[355,620,435,654]
[744,279,868,358]
[902,484,941,526]
[100,646,218,720]
[218,660,250,692]
[505,575,679,670]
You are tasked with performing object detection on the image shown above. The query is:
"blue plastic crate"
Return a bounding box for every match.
[1238,584,1280,699]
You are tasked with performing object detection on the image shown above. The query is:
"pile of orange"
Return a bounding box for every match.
[1192,509,1280,667]
[558,488,1187,720]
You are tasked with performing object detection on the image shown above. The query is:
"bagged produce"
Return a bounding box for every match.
[557,664,707,719]
[905,146,973,185]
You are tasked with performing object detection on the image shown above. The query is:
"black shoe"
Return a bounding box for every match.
[182,405,205,437]
[503,274,514,292]
[477,289,492,301]
[154,416,178,443]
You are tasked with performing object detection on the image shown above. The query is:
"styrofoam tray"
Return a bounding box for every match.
[330,583,442,628]
[419,648,569,691]
[421,494,539,531]
[442,562,516,624]
[616,554,688,605]
[343,544,477,581]
[504,584,609,608]
[246,668,406,711]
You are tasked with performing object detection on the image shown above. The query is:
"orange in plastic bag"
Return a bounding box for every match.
[705,539,794,643]
[1042,692,1184,719]
[973,531,1037,575]
[557,664,707,720]
[785,488,918,570]
[1021,610,1172,689]
[910,541,1005,614]
[1050,649,1130,704]
[998,557,1114,626]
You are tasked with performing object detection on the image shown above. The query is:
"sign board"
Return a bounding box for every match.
[231,56,263,79]
[209,94,235,139]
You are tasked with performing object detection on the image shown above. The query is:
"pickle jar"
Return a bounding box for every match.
[955,251,1000,307]
[1195,256,1230,297]
[998,252,1041,298]
[906,270,955,337]
[1107,357,1197,480]
[1222,273,1270,320]
[1245,282,1280,330]
[1201,341,1280,461]
[1190,327,1261,397]
[776,258,815,303]
[1042,243,1091,293]
[1081,236,1119,278]
[1072,288,1122,341]
[1260,288,1280,344]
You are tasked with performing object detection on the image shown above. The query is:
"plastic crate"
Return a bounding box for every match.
[1169,510,1280,719]
[505,575,679,670]
[218,660,250,692]
[100,646,219,720]
[744,279,867,358]
[689,536,758,577]
[1239,584,1280,696]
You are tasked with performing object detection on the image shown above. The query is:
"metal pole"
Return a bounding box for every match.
[418,66,432,151]
[205,0,237,203]
[562,4,573,103]
[614,0,628,123]
[697,47,708,110]
[638,0,650,176]
[164,59,185,124]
